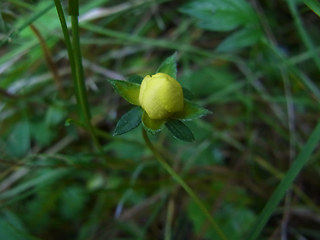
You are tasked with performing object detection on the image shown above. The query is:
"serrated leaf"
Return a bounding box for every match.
[156,52,177,79]
[109,79,140,105]
[215,28,262,52]
[141,112,164,134]
[173,100,211,121]
[165,120,195,142]
[128,75,143,84]
[113,107,142,136]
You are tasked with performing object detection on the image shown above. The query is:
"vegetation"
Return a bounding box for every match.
[1,0,320,239]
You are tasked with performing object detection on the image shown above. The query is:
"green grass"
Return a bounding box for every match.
[1,0,320,239]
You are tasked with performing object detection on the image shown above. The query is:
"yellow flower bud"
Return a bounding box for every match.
[139,73,184,120]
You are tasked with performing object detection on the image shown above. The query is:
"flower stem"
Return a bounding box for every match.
[142,129,227,240]
[54,0,102,152]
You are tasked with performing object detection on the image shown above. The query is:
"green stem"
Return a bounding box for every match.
[54,0,77,97]
[70,15,91,122]
[54,0,102,152]
[142,129,227,240]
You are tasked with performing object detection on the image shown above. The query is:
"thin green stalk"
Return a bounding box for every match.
[54,0,82,115]
[142,129,227,240]
[164,198,174,240]
[286,0,320,70]
[70,15,91,121]
[247,121,320,240]
[54,0,77,89]
[54,0,102,152]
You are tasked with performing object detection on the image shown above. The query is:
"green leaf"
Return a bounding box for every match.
[30,122,56,147]
[0,219,40,240]
[165,119,195,142]
[59,186,87,220]
[141,112,164,134]
[156,52,177,79]
[6,120,30,158]
[180,0,257,32]
[109,79,140,105]
[45,105,67,127]
[1,210,28,233]
[173,100,211,121]
[215,28,262,52]
[128,75,143,84]
[180,66,236,98]
[113,107,142,136]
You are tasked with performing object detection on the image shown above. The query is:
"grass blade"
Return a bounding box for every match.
[286,0,320,70]
[303,0,320,17]
[247,121,320,240]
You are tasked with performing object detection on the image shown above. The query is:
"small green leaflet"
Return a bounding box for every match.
[108,79,140,105]
[165,119,195,142]
[128,75,143,84]
[113,107,142,136]
[156,52,177,79]
[173,100,211,121]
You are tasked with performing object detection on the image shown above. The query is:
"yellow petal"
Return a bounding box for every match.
[139,73,184,120]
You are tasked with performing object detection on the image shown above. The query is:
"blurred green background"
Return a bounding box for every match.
[1,0,320,239]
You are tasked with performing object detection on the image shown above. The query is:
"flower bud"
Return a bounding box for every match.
[139,73,184,120]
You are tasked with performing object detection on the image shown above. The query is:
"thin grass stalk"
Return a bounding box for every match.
[164,198,174,240]
[142,129,227,240]
[286,0,320,70]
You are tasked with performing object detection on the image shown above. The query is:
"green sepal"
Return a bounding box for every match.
[109,79,140,105]
[165,119,195,142]
[156,52,177,79]
[182,87,194,100]
[141,111,165,134]
[128,75,143,84]
[113,107,142,136]
[173,100,211,121]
